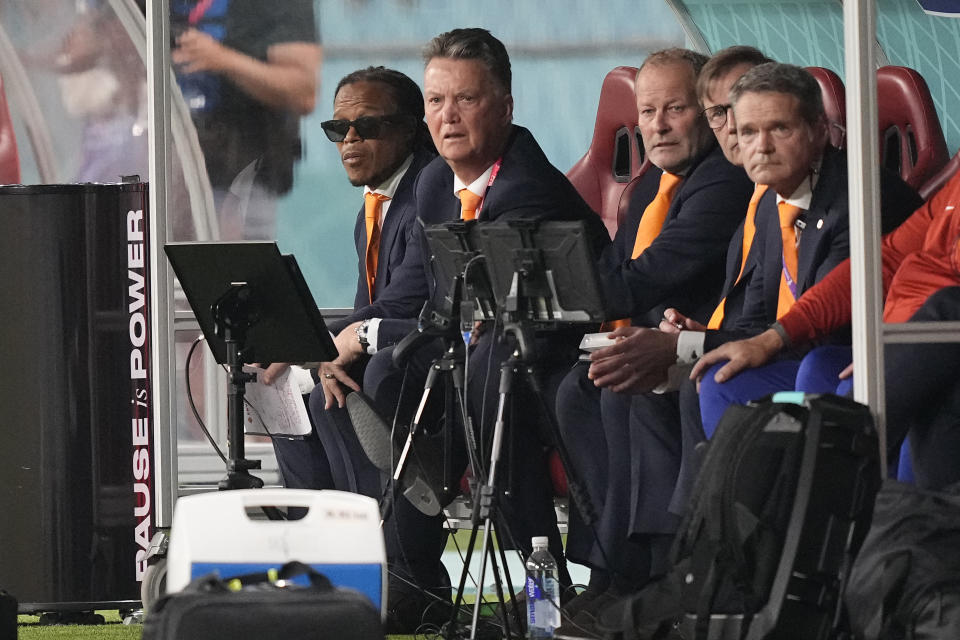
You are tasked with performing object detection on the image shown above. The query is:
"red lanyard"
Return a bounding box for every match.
[189,0,215,24]
[474,157,502,217]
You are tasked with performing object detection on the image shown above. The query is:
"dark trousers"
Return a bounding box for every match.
[364,341,454,591]
[693,286,960,491]
[271,361,375,494]
[271,422,334,490]
[557,364,679,583]
[883,287,960,490]
[555,364,607,567]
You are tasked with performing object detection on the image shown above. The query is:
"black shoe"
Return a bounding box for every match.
[562,585,604,619]
[345,391,448,515]
[384,571,453,635]
[562,569,611,618]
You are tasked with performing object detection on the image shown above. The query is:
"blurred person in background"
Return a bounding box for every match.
[171,0,322,240]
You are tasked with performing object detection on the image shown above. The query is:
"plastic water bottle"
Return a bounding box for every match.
[525,536,560,639]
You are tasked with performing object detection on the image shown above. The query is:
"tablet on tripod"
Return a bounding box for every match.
[471,219,607,324]
[164,241,337,490]
[164,242,337,365]
[423,220,497,323]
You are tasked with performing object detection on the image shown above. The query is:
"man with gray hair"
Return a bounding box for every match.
[349,27,608,633]
[662,62,920,532]
[574,60,920,638]
[555,47,755,624]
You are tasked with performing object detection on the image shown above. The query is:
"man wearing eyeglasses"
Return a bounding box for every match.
[555,48,754,624]
[670,63,920,470]
[267,66,436,495]
[599,67,923,616]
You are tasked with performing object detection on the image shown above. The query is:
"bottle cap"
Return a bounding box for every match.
[531,536,549,548]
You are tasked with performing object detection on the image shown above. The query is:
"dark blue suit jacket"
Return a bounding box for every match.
[598,142,754,325]
[376,125,609,343]
[705,147,922,349]
[326,148,435,340]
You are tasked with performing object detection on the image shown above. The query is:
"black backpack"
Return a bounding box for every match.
[845,480,960,639]
[672,393,881,640]
[598,394,881,640]
[591,393,878,640]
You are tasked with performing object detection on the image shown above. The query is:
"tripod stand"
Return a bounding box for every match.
[212,283,265,491]
[386,279,522,639]
[408,219,607,639]
[381,288,479,523]
[460,321,539,640]
[164,242,338,493]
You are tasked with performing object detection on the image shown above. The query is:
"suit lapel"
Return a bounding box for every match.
[371,150,435,299]
[796,150,844,293]
[662,143,720,226]
[353,203,371,306]
[374,199,404,295]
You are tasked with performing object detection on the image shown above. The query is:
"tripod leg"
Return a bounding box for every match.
[445,373,486,635]
[448,521,481,628]
[452,358,482,475]
[485,520,519,639]
[470,358,516,639]
[527,367,600,529]
[492,521,521,638]
[380,365,439,526]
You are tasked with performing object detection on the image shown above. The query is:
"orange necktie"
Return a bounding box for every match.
[602,171,683,330]
[776,201,804,318]
[631,171,683,259]
[364,192,390,303]
[707,184,769,329]
[458,188,482,221]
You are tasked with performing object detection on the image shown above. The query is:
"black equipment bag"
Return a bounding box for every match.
[845,480,960,639]
[671,393,881,640]
[0,590,15,640]
[142,561,384,640]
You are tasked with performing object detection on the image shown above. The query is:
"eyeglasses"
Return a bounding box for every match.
[701,104,732,130]
[320,114,413,142]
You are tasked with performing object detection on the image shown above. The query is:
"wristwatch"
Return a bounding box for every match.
[355,319,371,351]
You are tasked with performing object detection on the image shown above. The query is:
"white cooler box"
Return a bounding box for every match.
[165,489,386,616]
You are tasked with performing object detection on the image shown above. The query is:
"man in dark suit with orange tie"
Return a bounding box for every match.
[555,49,754,623]
[267,66,435,494]
[347,28,608,632]
[683,63,920,435]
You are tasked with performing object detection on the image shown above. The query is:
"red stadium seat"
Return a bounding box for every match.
[0,74,21,184]
[567,66,644,238]
[877,65,949,191]
[919,149,960,201]
[806,66,847,149]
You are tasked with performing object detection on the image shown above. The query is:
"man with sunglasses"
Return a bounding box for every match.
[267,66,436,497]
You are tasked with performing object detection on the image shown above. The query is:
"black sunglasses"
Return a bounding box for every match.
[320,114,414,142]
